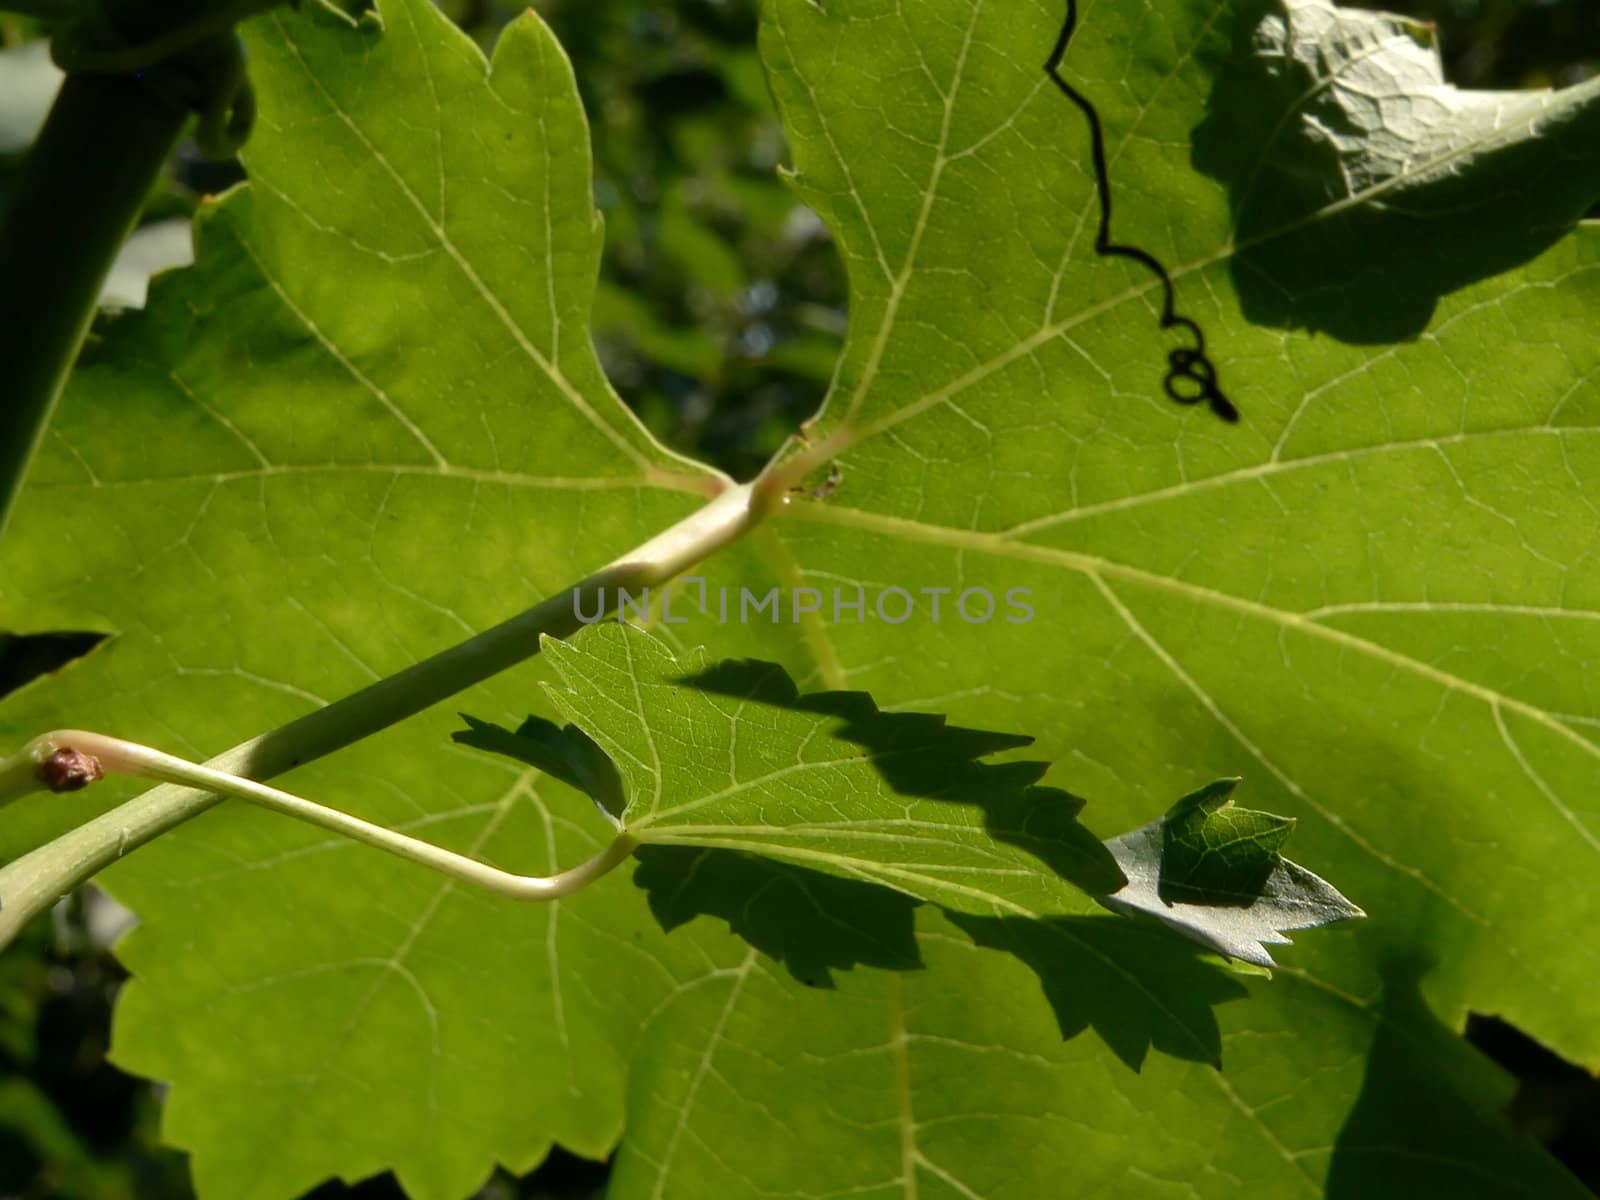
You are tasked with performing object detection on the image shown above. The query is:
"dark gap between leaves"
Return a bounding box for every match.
[0,630,106,702]
[1466,1012,1600,1193]
[302,1149,612,1199]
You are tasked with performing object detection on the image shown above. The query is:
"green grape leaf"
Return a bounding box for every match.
[464,628,1360,968]
[666,0,1600,1191]
[461,621,1124,915]
[0,2,737,1198]
[748,0,1600,1067]
[1097,777,1364,967]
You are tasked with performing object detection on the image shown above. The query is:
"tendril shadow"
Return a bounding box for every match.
[1046,0,1239,423]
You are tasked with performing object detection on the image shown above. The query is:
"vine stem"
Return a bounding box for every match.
[0,70,188,540]
[0,0,300,538]
[0,479,766,946]
[1,731,638,899]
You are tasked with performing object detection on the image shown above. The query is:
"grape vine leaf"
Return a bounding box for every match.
[0,2,744,1197]
[461,621,1128,915]
[1159,777,1292,905]
[547,622,1123,908]
[0,0,1594,1197]
[750,0,1600,1069]
[641,0,1600,1191]
[608,906,1592,1200]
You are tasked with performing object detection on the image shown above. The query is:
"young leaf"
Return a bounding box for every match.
[0,2,731,1196]
[1158,777,1294,906]
[1098,777,1363,967]
[460,621,1125,917]
[463,630,1362,967]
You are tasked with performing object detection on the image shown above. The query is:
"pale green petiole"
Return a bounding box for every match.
[0,479,764,945]
[0,730,637,901]
[0,747,50,807]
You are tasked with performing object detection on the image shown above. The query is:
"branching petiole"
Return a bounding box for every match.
[0,730,636,902]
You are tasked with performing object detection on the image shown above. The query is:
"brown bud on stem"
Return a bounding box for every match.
[39,747,103,793]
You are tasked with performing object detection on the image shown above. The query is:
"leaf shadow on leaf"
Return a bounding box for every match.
[665,660,1249,1065]
[635,845,1245,1070]
[634,845,923,989]
[1323,954,1587,1198]
[1191,0,1600,344]
[946,911,1246,1070]
[677,657,1125,899]
[462,647,1245,1068]
[456,713,627,824]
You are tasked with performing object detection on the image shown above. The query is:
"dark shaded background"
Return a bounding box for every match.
[0,0,1597,1196]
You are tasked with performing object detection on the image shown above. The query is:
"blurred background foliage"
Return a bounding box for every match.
[0,0,1598,1196]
